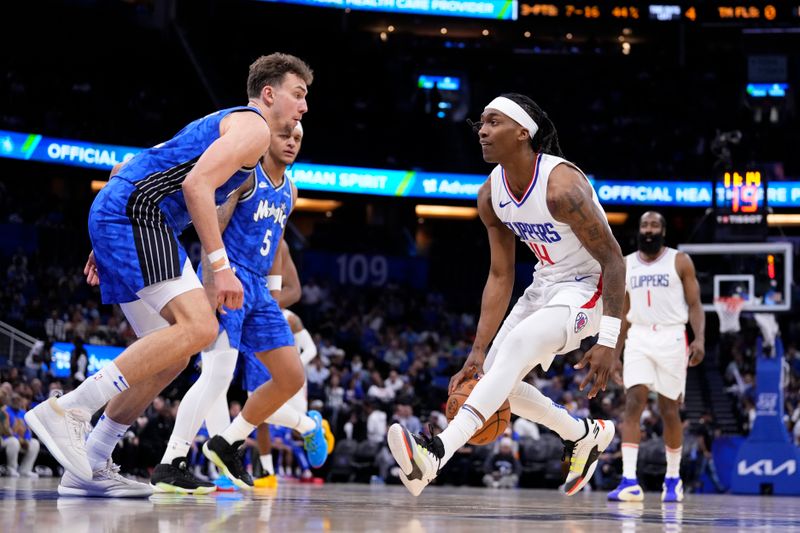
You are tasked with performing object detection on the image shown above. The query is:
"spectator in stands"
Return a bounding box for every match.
[29,379,46,408]
[69,336,88,385]
[367,371,395,404]
[44,310,66,342]
[383,339,408,370]
[482,437,521,489]
[392,403,421,435]
[365,401,387,444]
[325,373,345,430]
[308,357,331,389]
[513,416,540,441]
[1,390,40,477]
[385,369,405,394]
[688,413,724,493]
[23,339,51,381]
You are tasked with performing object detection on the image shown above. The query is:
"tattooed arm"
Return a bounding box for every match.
[547,164,626,397]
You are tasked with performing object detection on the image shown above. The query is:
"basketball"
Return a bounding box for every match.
[445,377,511,446]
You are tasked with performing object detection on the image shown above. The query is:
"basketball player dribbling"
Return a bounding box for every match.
[608,211,705,503]
[388,93,626,497]
[30,53,312,497]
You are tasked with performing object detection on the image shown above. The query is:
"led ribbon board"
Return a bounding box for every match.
[2,129,799,205]
[51,342,125,379]
[253,0,518,19]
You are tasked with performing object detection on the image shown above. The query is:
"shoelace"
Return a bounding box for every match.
[412,424,442,474]
[97,459,125,481]
[229,441,251,479]
[64,409,91,451]
[303,429,320,454]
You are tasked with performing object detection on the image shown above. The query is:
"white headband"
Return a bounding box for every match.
[294,121,304,135]
[484,97,539,139]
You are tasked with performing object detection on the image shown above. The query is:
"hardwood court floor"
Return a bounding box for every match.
[2,478,799,532]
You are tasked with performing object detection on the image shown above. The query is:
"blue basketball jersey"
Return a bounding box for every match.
[224,161,293,276]
[115,106,265,231]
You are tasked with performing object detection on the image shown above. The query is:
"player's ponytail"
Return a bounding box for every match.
[501,93,563,157]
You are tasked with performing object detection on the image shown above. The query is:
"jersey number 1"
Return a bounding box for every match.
[260,229,273,257]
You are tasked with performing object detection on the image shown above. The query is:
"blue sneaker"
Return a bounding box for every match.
[661,477,684,502]
[302,411,329,468]
[214,474,239,492]
[608,477,644,501]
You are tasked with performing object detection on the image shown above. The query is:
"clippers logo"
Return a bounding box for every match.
[575,312,588,333]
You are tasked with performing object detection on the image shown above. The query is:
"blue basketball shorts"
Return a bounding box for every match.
[88,178,188,305]
[197,262,294,355]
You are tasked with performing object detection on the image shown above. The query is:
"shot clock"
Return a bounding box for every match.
[714,169,768,241]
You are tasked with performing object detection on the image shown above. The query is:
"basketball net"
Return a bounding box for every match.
[714,296,744,334]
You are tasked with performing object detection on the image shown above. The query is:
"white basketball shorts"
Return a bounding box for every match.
[623,323,689,400]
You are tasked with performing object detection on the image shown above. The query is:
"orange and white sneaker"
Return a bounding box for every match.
[253,474,278,489]
[562,418,615,496]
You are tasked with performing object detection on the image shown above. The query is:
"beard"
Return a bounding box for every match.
[637,232,664,255]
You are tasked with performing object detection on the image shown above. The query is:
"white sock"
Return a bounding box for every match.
[267,404,315,434]
[622,443,639,480]
[86,413,129,471]
[666,446,682,478]
[58,361,129,413]
[162,437,192,464]
[221,414,256,445]
[260,454,275,476]
[437,405,483,464]
[508,381,586,441]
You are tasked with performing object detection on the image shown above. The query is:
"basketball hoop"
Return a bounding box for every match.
[714,296,745,334]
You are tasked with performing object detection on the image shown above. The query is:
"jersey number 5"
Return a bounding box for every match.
[260,229,273,257]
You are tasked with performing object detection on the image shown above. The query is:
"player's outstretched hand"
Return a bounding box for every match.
[574,344,616,399]
[213,268,244,312]
[448,350,486,395]
[688,339,705,367]
[84,251,100,286]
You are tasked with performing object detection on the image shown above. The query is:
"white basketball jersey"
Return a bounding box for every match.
[490,153,603,286]
[625,248,688,327]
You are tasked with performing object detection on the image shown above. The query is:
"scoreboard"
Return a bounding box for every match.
[518,1,800,22]
[714,170,769,241]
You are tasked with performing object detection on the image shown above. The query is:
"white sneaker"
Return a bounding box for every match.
[387,424,441,497]
[563,418,615,496]
[20,470,39,479]
[7,467,20,478]
[25,397,92,480]
[59,459,154,498]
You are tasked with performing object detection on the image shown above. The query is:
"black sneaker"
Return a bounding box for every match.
[150,457,216,495]
[202,436,253,490]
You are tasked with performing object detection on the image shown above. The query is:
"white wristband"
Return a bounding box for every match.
[267,275,282,291]
[207,248,230,273]
[597,316,622,349]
